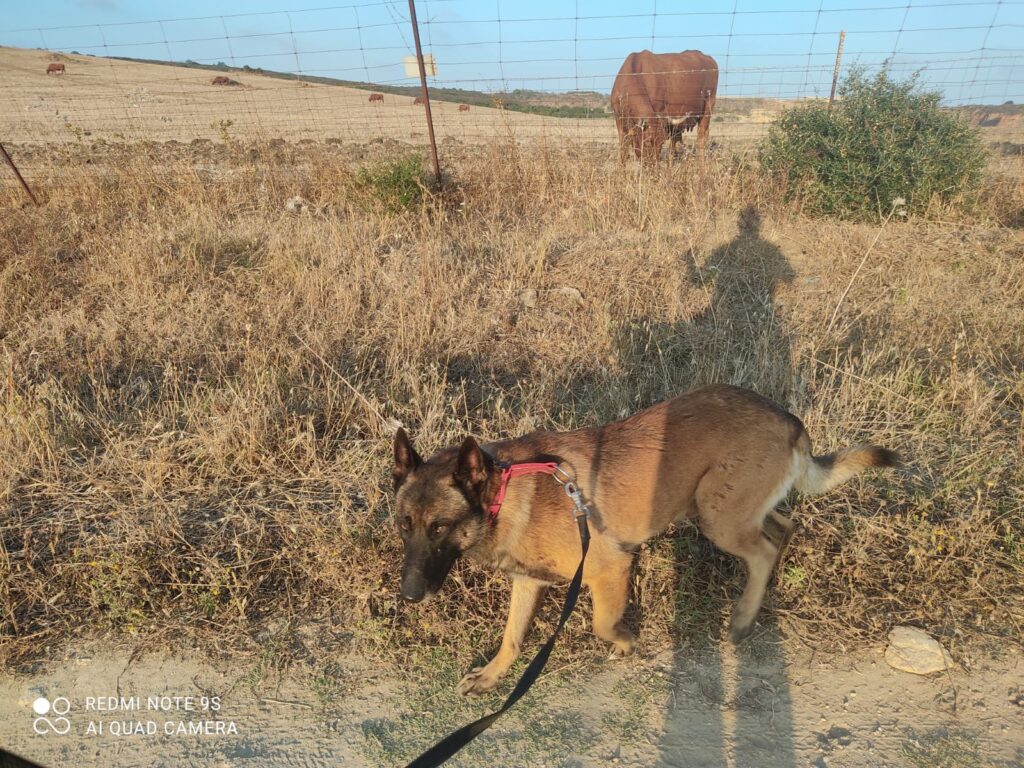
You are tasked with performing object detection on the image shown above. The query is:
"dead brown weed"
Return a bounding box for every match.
[0,141,1021,671]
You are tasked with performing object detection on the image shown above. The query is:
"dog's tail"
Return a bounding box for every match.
[795,443,900,496]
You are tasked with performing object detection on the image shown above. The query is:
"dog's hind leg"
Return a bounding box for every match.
[457,576,546,696]
[696,453,800,643]
[764,509,799,567]
[701,515,779,644]
[587,552,636,658]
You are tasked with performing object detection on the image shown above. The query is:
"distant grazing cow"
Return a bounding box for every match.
[610,49,718,163]
[413,96,425,106]
[46,63,66,75]
[458,104,470,112]
[369,93,384,103]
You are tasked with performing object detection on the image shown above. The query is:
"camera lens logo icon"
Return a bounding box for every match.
[32,697,71,735]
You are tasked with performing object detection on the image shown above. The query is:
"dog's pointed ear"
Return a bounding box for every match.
[393,428,422,490]
[453,436,491,496]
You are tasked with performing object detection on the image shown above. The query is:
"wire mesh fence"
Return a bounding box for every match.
[1,0,1022,186]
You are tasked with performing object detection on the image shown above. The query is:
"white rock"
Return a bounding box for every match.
[551,286,583,305]
[518,288,538,308]
[17,686,48,710]
[285,196,310,213]
[884,626,953,675]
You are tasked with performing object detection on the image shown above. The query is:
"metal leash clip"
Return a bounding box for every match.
[563,481,590,520]
[549,465,590,520]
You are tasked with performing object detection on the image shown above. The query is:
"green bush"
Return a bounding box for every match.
[760,68,986,220]
[355,154,425,212]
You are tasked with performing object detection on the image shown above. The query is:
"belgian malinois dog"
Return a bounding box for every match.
[392,384,898,696]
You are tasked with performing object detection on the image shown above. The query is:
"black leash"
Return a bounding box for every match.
[0,748,47,768]
[403,505,591,768]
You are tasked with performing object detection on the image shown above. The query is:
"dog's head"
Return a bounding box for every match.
[391,428,494,602]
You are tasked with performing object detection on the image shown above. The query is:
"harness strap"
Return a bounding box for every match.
[486,461,560,522]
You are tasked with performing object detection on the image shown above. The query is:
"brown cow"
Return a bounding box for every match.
[413,96,425,106]
[46,63,66,75]
[458,104,470,112]
[210,75,237,86]
[610,50,718,163]
[369,93,384,103]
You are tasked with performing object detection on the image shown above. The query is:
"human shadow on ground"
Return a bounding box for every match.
[427,206,802,764]
[616,206,800,767]
[682,204,799,406]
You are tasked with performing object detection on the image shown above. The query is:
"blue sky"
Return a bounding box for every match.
[2,0,1022,103]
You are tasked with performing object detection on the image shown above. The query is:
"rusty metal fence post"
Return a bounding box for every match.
[829,30,846,110]
[1,142,40,206]
[407,0,442,189]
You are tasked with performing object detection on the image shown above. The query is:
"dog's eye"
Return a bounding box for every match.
[399,516,412,532]
[430,522,449,537]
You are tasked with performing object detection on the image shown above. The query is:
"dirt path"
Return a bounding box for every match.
[2,637,1020,767]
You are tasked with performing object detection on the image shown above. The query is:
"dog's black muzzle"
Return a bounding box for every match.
[400,542,458,603]
[400,567,429,602]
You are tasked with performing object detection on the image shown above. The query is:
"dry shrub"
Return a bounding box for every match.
[0,140,1021,671]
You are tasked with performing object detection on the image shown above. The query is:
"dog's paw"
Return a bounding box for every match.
[728,617,756,645]
[457,666,499,697]
[608,631,637,659]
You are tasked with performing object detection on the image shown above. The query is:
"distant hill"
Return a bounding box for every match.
[68,53,1013,124]
[101,55,803,120]
[105,56,610,119]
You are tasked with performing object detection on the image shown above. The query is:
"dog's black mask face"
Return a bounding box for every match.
[391,429,493,603]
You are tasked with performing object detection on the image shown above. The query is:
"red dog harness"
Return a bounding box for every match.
[486,461,560,523]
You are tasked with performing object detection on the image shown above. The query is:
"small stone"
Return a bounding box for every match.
[884,626,953,675]
[518,288,538,308]
[18,686,47,709]
[551,286,583,305]
[817,725,853,748]
[285,196,310,213]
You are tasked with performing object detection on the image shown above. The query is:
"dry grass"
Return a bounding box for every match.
[1,140,1022,673]
[0,45,774,150]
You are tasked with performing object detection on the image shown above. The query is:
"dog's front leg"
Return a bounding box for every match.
[457,576,547,696]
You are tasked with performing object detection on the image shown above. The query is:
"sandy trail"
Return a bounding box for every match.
[2,638,1020,767]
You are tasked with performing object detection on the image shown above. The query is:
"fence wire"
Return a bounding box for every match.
[1,0,1022,184]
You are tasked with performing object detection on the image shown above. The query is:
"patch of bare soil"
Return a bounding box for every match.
[1,638,1020,767]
